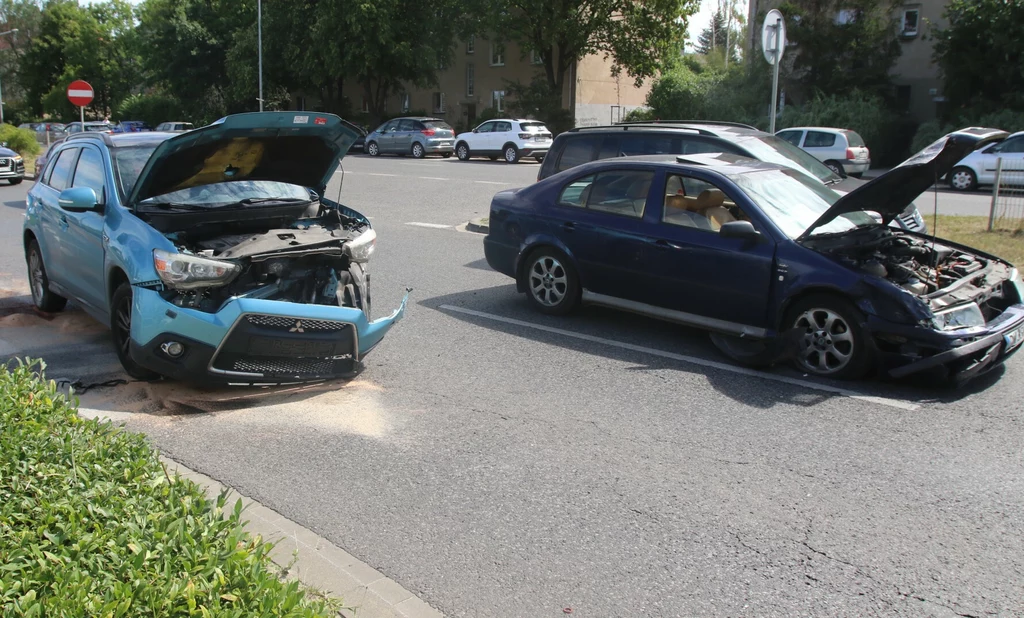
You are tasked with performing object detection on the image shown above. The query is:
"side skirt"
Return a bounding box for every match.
[581,290,770,339]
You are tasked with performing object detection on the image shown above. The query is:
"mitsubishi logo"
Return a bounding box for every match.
[289,320,305,333]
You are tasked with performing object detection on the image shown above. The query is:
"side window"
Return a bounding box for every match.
[619,135,675,156]
[71,148,106,204]
[397,119,417,131]
[558,175,593,208]
[662,173,751,233]
[556,136,601,172]
[378,120,397,133]
[47,148,79,192]
[679,138,734,155]
[999,137,1024,153]
[496,122,512,133]
[777,130,803,146]
[582,170,653,218]
[476,122,494,133]
[804,131,837,148]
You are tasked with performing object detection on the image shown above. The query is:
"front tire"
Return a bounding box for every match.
[949,166,977,191]
[522,248,580,316]
[110,282,161,380]
[366,141,380,157]
[456,142,470,161]
[824,161,844,176]
[411,142,425,159]
[504,144,520,164]
[26,239,67,313]
[787,294,871,380]
[10,177,22,185]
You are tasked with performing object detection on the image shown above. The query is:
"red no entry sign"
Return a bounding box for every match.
[67,80,94,107]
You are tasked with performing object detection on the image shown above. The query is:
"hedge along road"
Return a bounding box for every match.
[1,155,1023,617]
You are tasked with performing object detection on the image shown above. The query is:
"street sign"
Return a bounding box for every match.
[67,80,94,107]
[761,9,786,65]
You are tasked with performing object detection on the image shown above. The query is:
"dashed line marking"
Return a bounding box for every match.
[438,305,920,412]
[405,222,453,229]
[417,176,448,181]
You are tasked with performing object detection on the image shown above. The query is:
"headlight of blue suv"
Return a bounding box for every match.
[153,249,240,290]
[343,228,377,263]
[932,302,986,330]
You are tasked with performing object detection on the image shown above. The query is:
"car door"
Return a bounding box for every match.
[547,168,656,298]
[393,119,417,153]
[62,145,108,310]
[34,147,80,293]
[985,135,1024,186]
[801,130,838,163]
[375,120,398,152]
[470,121,496,153]
[491,121,513,152]
[637,171,776,331]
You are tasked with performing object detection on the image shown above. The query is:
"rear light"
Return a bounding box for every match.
[846,148,855,160]
[421,129,436,137]
[519,133,531,139]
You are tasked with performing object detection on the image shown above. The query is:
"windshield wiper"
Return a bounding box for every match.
[139,202,207,212]
[238,197,309,205]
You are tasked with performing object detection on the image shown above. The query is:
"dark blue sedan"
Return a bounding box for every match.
[483,129,1024,384]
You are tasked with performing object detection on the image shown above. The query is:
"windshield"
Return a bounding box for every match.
[735,135,842,184]
[112,145,158,197]
[729,168,879,238]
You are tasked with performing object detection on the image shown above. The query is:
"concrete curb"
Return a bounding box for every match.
[161,455,444,618]
[465,217,489,234]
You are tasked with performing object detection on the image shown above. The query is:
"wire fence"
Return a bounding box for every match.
[989,157,1024,231]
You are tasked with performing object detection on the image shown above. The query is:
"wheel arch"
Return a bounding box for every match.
[502,141,519,153]
[776,285,863,331]
[107,265,129,305]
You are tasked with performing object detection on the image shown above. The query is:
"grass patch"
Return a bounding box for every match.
[0,361,340,616]
[932,215,1024,266]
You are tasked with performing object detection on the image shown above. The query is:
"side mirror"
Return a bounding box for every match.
[473,129,479,133]
[58,187,100,212]
[719,220,760,240]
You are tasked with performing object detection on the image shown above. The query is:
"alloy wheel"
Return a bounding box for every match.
[114,295,133,356]
[457,144,469,160]
[412,143,425,158]
[528,256,567,307]
[505,146,518,163]
[29,249,45,305]
[793,308,855,375]
[367,142,379,156]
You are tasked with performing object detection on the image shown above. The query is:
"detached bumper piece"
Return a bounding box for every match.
[210,313,358,381]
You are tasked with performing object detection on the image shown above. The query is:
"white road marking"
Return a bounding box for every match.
[365,173,397,177]
[438,305,920,412]
[474,181,511,186]
[417,176,449,181]
[406,222,452,229]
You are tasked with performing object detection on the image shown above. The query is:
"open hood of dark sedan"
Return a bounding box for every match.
[799,127,1009,239]
[127,112,360,205]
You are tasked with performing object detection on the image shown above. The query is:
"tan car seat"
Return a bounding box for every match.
[693,189,736,229]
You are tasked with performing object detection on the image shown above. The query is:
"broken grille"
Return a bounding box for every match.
[245,314,348,332]
[232,357,337,375]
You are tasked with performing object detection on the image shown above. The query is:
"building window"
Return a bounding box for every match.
[401,93,410,113]
[492,90,505,112]
[531,49,543,65]
[361,97,369,113]
[433,92,446,114]
[901,8,920,36]
[466,35,475,54]
[490,42,505,67]
[466,63,475,97]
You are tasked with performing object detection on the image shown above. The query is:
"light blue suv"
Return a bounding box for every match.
[24,112,407,383]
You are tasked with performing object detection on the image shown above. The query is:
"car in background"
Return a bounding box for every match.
[484,128,1024,385]
[454,119,553,163]
[66,121,115,134]
[365,117,455,158]
[17,123,37,130]
[948,130,1022,191]
[34,138,66,175]
[35,122,66,135]
[0,144,25,184]
[348,124,367,153]
[24,112,407,383]
[537,121,927,233]
[776,127,871,177]
[114,120,151,133]
[154,121,194,132]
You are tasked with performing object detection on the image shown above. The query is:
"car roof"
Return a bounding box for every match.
[566,121,764,139]
[64,131,177,148]
[559,153,790,177]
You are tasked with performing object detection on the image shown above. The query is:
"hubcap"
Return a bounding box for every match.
[529,256,567,307]
[414,144,423,157]
[368,143,378,156]
[458,146,467,159]
[29,250,44,304]
[506,148,516,162]
[794,308,855,375]
[952,171,972,190]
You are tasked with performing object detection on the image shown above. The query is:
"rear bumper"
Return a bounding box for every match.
[483,236,518,279]
[843,159,870,174]
[424,141,454,153]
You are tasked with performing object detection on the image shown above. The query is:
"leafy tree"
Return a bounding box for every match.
[933,0,1024,113]
[695,9,727,55]
[0,0,43,107]
[778,0,901,101]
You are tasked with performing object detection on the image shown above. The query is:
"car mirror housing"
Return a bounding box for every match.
[57,187,100,212]
[719,220,760,240]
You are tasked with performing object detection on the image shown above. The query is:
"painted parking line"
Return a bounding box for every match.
[438,305,920,412]
[474,180,511,186]
[405,222,453,229]
[417,176,449,181]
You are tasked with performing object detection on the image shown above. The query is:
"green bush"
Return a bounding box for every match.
[644,57,771,128]
[0,124,41,157]
[0,361,339,617]
[116,93,186,129]
[623,107,655,122]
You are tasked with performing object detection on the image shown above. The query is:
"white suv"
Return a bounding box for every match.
[455,119,553,163]
[776,126,871,177]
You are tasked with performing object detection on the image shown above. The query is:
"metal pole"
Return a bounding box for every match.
[0,73,5,125]
[989,157,1003,231]
[768,22,780,134]
[257,0,264,112]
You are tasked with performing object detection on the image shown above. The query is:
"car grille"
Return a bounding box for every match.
[245,314,348,332]
[899,211,924,230]
[0,159,8,166]
[231,357,337,375]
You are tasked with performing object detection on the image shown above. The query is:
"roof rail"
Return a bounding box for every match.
[567,124,711,136]
[65,132,114,147]
[615,119,758,130]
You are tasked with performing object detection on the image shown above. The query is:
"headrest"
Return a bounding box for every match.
[695,189,725,210]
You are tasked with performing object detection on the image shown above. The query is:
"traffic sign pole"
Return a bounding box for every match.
[761,10,786,134]
[769,27,780,133]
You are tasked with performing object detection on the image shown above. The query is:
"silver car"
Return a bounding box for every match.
[365,117,456,158]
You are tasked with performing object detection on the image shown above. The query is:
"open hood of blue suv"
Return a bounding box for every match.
[127,112,360,205]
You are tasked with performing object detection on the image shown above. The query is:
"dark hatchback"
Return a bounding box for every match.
[484,129,1024,384]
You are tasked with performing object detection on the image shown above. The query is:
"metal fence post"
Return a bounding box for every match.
[989,157,1003,232]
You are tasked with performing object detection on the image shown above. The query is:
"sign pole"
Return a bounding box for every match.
[769,27,780,134]
[761,10,786,135]
[80,104,85,127]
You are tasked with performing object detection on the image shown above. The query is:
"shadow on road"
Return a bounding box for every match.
[3,199,25,210]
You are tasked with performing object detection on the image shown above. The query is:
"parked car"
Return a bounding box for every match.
[34,138,67,176]
[114,120,152,133]
[454,119,553,163]
[24,112,407,383]
[66,121,115,134]
[948,130,1022,191]
[538,122,927,233]
[365,117,455,158]
[35,122,66,134]
[484,128,1024,384]
[154,121,194,132]
[775,127,871,177]
[0,144,25,184]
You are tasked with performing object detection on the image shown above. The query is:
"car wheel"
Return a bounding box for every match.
[949,166,977,191]
[26,239,67,313]
[523,248,579,316]
[535,155,545,163]
[411,142,425,159]
[824,161,844,175]
[787,294,871,380]
[10,177,22,185]
[366,141,380,157]
[442,152,452,158]
[456,143,470,160]
[110,282,161,380]
[504,144,520,164]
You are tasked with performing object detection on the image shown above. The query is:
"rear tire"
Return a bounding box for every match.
[949,166,977,191]
[503,144,520,164]
[110,282,161,381]
[535,155,545,163]
[522,248,580,316]
[824,161,844,176]
[26,239,67,313]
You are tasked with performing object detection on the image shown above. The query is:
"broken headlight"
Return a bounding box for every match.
[932,302,985,330]
[153,249,240,290]
[343,228,377,263]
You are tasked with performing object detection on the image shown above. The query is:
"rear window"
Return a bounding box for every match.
[843,131,866,147]
[520,122,549,133]
[423,120,453,131]
[555,136,601,172]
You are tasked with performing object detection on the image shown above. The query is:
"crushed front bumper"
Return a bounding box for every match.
[129,287,409,383]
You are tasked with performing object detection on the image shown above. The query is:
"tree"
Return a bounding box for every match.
[933,0,1024,113]
[778,0,901,102]
[0,0,43,108]
[695,9,727,55]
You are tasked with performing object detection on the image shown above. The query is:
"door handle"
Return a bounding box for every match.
[651,239,681,250]
[561,222,576,232]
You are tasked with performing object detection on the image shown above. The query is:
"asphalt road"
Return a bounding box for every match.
[2,157,1023,617]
